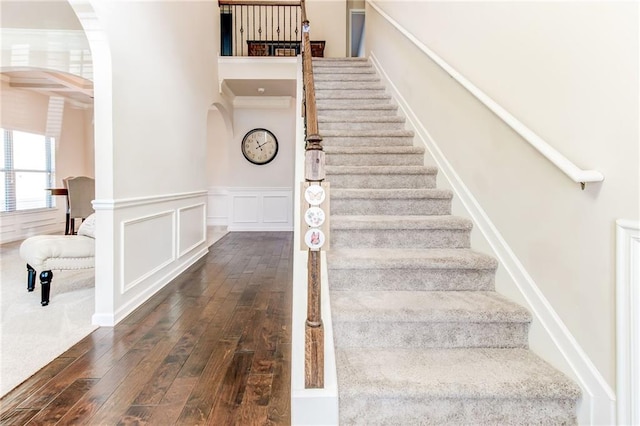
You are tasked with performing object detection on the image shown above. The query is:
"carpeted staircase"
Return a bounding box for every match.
[313,57,581,425]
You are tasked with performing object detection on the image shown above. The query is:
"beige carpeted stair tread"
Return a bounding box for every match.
[319,115,405,123]
[324,146,423,154]
[313,58,370,67]
[330,188,453,216]
[322,129,413,137]
[322,139,415,148]
[326,165,436,175]
[336,347,581,400]
[327,248,498,270]
[317,103,396,111]
[331,188,452,199]
[315,81,386,90]
[314,73,380,82]
[317,90,389,98]
[331,215,472,230]
[313,67,376,74]
[330,290,531,323]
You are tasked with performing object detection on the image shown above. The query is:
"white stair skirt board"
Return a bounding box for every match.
[314,55,582,425]
[368,50,615,425]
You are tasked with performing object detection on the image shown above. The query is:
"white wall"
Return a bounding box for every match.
[208,102,296,231]
[78,0,220,325]
[307,0,347,57]
[365,0,638,422]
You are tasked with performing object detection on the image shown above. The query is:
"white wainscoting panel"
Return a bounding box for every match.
[207,187,229,226]
[120,210,176,293]
[263,194,290,224]
[616,220,640,426]
[93,191,209,326]
[178,203,206,257]
[233,196,260,224]
[207,187,293,231]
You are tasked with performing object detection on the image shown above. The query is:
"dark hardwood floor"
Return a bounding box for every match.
[0,232,293,426]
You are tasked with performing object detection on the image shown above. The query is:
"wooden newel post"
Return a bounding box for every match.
[305,249,324,388]
[305,132,325,388]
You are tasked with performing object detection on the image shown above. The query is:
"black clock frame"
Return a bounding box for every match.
[241,128,279,165]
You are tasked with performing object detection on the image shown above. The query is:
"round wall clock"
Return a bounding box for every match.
[241,128,279,165]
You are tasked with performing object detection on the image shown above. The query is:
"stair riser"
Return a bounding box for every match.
[318,99,392,107]
[338,396,578,426]
[314,68,376,74]
[316,90,391,102]
[332,321,529,349]
[315,82,385,90]
[331,229,470,249]
[327,173,437,189]
[331,198,452,215]
[326,153,423,166]
[320,122,405,131]
[318,108,399,117]
[328,268,495,292]
[322,137,414,147]
[313,61,371,68]
[315,74,380,82]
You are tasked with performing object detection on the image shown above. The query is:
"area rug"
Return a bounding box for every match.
[0,240,96,397]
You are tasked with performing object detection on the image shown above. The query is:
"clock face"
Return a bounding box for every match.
[241,128,279,165]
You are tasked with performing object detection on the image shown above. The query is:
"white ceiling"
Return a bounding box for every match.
[224,78,296,97]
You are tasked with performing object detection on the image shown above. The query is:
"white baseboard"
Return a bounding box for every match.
[370,51,616,425]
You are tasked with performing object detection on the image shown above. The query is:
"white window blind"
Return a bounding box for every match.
[1,128,55,212]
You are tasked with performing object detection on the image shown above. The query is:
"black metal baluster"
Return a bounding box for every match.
[259,5,262,41]
[295,6,299,55]
[236,6,244,56]
[289,6,292,52]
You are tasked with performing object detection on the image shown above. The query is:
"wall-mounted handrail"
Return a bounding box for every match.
[301,0,324,389]
[368,0,604,190]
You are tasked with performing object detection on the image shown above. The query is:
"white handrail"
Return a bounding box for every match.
[368,0,604,189]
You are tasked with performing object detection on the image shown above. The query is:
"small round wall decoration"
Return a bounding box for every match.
[304,207,325,228]
[304,185,325,206]
[304,228,325,250]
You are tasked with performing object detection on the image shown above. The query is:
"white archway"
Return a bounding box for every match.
[68,0,117,325]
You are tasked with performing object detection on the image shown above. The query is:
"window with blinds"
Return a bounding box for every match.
[1,128,55,212]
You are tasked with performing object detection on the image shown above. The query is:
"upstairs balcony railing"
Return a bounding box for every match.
[219,0,325,57]
[219,0,302,57]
